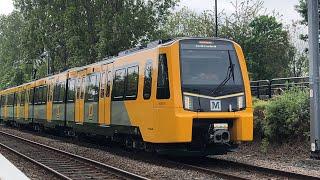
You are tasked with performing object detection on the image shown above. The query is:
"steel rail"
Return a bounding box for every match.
[0,130,149,180]
[168,160,247,180]
[209,158,320,180]
[167,157,320,180]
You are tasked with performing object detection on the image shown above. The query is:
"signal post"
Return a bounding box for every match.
[309,0,320,158]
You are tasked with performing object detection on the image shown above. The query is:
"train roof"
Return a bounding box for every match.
[0,37,235,93]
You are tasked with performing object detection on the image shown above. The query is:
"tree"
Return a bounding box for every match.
[245,15,295,80]
[219,0,265,47]
[0,12,27,88]
[288,21,308,77]
[159,7,216,38]
[0,0,178,88]
[295,0,307,25]
[12,0,179,74]
[295,0,308,41]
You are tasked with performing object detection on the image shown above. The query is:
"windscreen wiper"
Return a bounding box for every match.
[192,88,202,112]
[211,51,235,95]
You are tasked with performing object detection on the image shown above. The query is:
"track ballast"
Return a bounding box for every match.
[0,130,148,180]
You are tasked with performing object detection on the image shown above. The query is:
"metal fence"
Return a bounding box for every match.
[250,76,309,99]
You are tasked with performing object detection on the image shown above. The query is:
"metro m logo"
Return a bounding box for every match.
[210,100,221,111]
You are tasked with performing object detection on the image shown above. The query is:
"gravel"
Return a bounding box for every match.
[0,146,60,180]
[0,126,217,179]
[3,125,319,179]
[216,141,320,177]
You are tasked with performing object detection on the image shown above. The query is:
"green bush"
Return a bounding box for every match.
[253,98,269,139]
[253,88,310,143]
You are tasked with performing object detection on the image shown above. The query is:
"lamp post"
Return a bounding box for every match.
[215,0,218,37]
[40,50,51,75]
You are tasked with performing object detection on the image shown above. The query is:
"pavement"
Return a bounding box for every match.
[0,153,29,180]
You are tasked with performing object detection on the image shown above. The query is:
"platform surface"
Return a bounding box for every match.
[0,153,29,180]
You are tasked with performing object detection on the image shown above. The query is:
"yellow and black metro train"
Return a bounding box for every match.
[0,38,253,156]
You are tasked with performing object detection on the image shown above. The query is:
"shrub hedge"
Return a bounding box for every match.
[253,88,310,143]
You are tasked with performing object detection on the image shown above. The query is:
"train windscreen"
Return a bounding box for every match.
[180,39,244,97]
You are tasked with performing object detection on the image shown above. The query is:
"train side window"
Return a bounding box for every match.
[40,87,44,104]
[106,71,112,97]
[29,88,34,105]
[85,74,100,102]
[1,96,4,106]
[47,83,52,102]
[143,62,152,100]
[8,94,13,106]
[4,95,7,106]
[156,54,170,99]
[112,69,126,100]
[14,93,18,106]
[43,86,47,104]
[76,79,81,99]
[34,88,38,105]
[54,82,65,103]
[20,91,25,106]
[38,87,43,104]
[81,77,85,99]
[59,82,66,103]
[53,83,60,103]
[100,73,106,98]
[5,95,9,106]
[0,96,5,107]
[26,90,29,104]
[125,66,139,100]
[67,79,76,102]
[50,83,54,102]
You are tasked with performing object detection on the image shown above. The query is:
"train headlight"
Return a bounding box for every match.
[237,96,245,110]
[184,96,193,110]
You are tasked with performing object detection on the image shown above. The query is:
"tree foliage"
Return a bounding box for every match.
[160,7,216,38]
[295,0,307,25]
[0,12,27,88]
[219,0,265,47]
[245,15,294,80]
[0,0,178,88]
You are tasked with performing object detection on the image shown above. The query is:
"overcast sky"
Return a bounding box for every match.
[0,0,14,15]
[179,0,302,24]
[0,0,303,23]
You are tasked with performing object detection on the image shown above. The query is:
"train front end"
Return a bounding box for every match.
[157,38,253,156]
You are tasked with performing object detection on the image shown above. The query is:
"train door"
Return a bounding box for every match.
[141,59,155,135]
[19,91,25,121]
[47,78,54,122]
[24,88,29,121]
[98,63,113,126]
[14,92,19,119]
[98,67,106,125]
[104,65,113,125]
[4,95,7,119]
[75,71,86,124]
[154,52,175,139]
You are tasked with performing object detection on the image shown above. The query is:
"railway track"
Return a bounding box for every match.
[0,130,149,180]
[1,126,319,180]
[169,157,320,179]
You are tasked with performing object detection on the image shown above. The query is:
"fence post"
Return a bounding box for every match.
[257,81,260,99]
[268,80,272,99]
